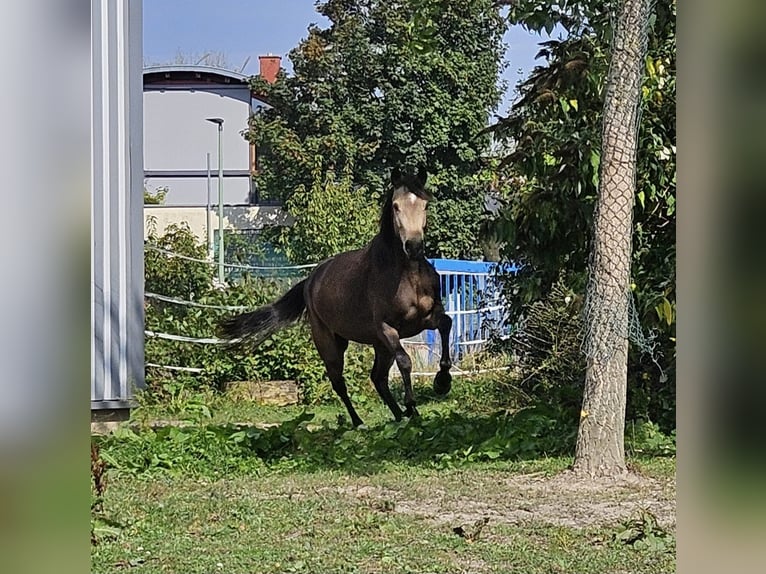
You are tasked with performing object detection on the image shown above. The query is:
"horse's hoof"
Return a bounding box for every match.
[433,370,452,395]
[405,406,420,418]
[351,416,366,428]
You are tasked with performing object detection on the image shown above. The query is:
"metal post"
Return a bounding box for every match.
[206,117,225,284]
[217,122,224,284]
[206,152,213,260]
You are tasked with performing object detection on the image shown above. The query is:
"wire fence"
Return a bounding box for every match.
[144,247,513,378]
[580,0,659,379]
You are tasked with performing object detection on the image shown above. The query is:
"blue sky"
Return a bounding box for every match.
[143,0,551,114]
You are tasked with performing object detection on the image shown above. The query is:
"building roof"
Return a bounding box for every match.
[143,65,251,86]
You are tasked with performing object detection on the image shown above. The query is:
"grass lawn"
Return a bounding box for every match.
[92,391,676,574]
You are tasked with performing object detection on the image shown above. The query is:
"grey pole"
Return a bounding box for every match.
[206,152,213,260]
[206,117,225,284]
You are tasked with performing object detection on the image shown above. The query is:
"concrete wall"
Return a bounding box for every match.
[144,205,292,242]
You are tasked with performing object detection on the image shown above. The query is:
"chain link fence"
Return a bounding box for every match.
[581,0,656,376]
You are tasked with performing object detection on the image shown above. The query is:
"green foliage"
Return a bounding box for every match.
[145,222,210,300]
[614,509,674,553]
[143,185,168,205]
[145,276,326,399]
[271,164,380,264]
[625,420,676,457]
[91,441,124,545]
[503,280,585,416]
[144,225,389,405]
[97,404,577,478]
[489,0,676,428]
[248,0,506,258]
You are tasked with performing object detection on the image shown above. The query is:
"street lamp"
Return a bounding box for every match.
[206,152,213,261]
[206,117,225,284]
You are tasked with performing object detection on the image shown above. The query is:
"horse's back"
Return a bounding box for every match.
[304,247,380,343]
[303,241,444,343]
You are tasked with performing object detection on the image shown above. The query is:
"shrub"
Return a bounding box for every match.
[500,280,585,416]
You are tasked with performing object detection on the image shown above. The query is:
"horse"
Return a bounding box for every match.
[219,168,453,427]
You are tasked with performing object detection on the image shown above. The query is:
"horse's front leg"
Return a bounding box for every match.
[379,322,419,419]
[433,310,453,395]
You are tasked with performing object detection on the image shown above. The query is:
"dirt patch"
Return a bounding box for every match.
[339,469,675,531]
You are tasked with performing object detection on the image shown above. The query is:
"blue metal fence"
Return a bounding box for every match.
[419,259,516,363]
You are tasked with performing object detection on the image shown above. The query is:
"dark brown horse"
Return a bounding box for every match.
[219,168,452,427]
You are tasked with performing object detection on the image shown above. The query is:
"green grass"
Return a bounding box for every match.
[91,464,674,574]
[92,390,676,573]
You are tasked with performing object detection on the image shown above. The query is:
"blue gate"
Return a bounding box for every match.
[412,258,516,365]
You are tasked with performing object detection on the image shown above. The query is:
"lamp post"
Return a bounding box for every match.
[205,152,213,260]
[206,117,225,284]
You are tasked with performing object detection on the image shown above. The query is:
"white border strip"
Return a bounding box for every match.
[145,292,249,311]
[144,330,239,345]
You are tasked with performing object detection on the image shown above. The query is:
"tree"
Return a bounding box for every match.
[489,0,675,430]
[247,0,506,259]
[573,0,652,476]
[272,162,381,264]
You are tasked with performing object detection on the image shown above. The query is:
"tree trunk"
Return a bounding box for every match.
[574,0,651,477]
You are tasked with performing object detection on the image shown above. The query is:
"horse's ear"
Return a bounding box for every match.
[390,168,402,186]
[416,167,428,187]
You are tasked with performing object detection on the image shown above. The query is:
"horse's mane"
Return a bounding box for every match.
[379,173,432,245]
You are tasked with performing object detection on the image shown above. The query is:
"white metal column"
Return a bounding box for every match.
[91,0,144,409]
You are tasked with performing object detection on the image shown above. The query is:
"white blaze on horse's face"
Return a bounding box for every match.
[392,187,427,258]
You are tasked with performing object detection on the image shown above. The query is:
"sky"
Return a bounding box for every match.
[143,0,552,115]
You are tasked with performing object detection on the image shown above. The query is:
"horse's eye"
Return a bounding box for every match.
[393,202,400,212]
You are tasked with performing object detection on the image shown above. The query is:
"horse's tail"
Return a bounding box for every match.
[218,279,308,344]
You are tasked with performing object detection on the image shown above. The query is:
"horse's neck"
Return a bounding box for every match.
[371,234,406,270]
[370,234,425,276]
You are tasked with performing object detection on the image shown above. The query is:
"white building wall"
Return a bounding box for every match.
[143,85,253,205]
[145,175,251,206]
[144,205,292,241]
[143,87,250,170]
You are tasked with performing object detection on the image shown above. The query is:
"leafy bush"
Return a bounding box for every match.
[274,164,381,264]
[614,509,674,553]
[145,221,210,300]
[625,420,676,457]
[143,185,168,205]
[495,278,675,434]
[497,280,585,417]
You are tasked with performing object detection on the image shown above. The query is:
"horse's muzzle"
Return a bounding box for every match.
[404,239,424,259]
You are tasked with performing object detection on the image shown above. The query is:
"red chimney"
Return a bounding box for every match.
[258,54,281,84]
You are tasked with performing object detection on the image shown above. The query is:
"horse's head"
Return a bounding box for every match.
[388,167,431,259]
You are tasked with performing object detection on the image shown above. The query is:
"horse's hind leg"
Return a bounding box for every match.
[378,323,419,418]
[370,346,403,421]
[310,322,364,427]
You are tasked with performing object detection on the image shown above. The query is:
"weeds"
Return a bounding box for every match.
[626,419,676,457]
[91,441,123,545]
[614,509,674,553]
